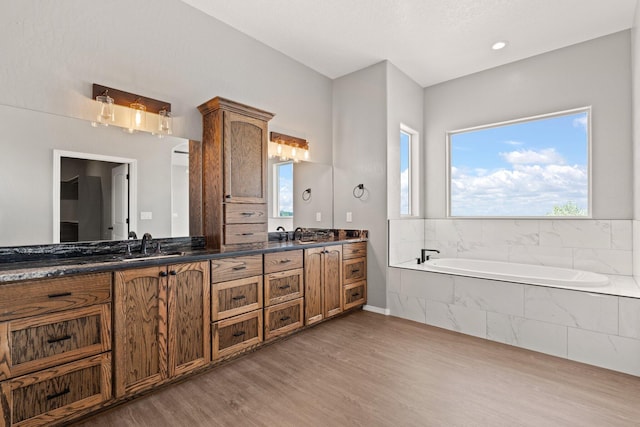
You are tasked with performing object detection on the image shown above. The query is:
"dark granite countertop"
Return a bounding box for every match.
[0,236,367,284]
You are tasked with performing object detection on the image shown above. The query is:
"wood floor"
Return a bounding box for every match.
[71,310,640,427]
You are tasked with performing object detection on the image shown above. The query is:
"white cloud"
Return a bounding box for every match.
[451,163,587,216]
[499,148,565,165]
[400,168,409,214]
[503,140,524,146]
[573,115,588,129]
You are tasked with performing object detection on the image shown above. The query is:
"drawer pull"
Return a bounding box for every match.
[47,335,72,344]
[232,331,246,338]
[240,232,254,236]
[46,387,70,401]
[241,212,255,216]
[351,269,360,273]
[278,284,291,290]
[48,292,72,299]
[231,295,246,301]
[279,259,291,264]
[352,293,361,298]
[280,316,291,322]
[232,265,247,271]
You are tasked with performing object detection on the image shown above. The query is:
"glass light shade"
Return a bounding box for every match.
[304,149,310,160]
[96,94,115,125]
[129,101,146,130]
[158,109,172,135]
[276,144,283,155]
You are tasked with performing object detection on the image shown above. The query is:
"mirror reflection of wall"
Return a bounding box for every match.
[171,143,189,237]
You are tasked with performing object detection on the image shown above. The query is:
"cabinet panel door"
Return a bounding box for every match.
[114,267,168,398]
[223,111,268,203]
[323,246,343,318]
[168,261,210,378]
[304,248,324,325]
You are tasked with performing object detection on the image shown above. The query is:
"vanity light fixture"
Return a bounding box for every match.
[157,107,172,136]
[128,98,147,132]
[269,131,309,162]
[91,84,172,135]
[491,40,507,50]
[94,89,115,126]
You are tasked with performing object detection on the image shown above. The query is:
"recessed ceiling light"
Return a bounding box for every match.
[492,41,507,50]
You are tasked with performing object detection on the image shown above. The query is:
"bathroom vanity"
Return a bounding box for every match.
[0,234,367,427]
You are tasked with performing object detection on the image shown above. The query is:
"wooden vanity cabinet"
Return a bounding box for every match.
[211,255,264,360]
[198,97,274,249]
[0,273,112,427]
[304,245,343,325]
[114,261,210,398]
[342,242,367,310]
[264,251,304,340]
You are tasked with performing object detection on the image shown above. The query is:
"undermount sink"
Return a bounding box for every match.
[119,251,185,262]
[295,240,317,245]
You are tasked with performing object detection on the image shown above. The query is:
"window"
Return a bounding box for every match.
[400,130,412,215]
[274,161,293,217]
[448,107,590,217]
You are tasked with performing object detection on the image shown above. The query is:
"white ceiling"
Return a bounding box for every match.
[181,0,638,87]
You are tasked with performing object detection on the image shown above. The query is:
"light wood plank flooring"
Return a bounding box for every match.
[72,310,640,426]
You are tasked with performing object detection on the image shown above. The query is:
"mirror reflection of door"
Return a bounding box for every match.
[111,164,129,240]
[59,157,129,242]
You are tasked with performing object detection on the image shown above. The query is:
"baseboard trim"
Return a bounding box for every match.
[363,305,390,315]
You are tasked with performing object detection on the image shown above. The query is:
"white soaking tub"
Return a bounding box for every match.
[418,258,609,288]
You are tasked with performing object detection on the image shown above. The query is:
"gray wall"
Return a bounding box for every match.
[633,5,640,279]
[387,62,424,219]
[424,31,632,219]
[0,0,333,164]
[333,62,388,309]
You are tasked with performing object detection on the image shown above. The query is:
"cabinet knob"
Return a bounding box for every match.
[169,270,177,276]
[225,195,232,199]
[159,271,168,277]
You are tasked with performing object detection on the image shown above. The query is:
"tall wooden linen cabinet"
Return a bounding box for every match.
[198,97,274,249]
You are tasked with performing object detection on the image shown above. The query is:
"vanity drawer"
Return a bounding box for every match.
[0,304,111,381]
[212,310,262,360]
[224,203,267,224]
[264,268,303,307]
[223,224,268,245]
[343,257,367,285]
[211,255,263,283]
[264,250,303,274]
[0,353,112,427]
[211,276,263,321]
[343,242,366,260]
[264,298,303,340]
[0,273,112,322]
[343,281,367,311]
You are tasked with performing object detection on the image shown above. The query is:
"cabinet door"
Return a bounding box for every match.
[168,261,210,378]
[323,246,343,318]
[223,111,268,203]
[114,266,168,398]
[304,248,324,325]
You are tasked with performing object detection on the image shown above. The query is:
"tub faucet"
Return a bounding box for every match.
[140,233,153,255]
[421,249,440,263]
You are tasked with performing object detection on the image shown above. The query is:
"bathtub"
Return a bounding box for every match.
[415,258,609,288]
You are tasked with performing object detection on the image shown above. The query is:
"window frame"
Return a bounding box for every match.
[446,106,592,219]
[400,124,420,217]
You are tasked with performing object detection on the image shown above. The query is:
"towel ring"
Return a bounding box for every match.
[353,183,365,199]
[302,188,311,201]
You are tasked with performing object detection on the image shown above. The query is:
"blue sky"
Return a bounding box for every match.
[277,162,293,215]
[449,111,589,217]
[400,131,410,215]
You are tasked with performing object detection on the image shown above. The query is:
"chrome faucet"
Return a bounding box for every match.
[420,249,440,263]
[140,233,153,255]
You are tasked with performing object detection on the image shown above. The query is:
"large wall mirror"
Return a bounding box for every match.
[267,157,333,231]
[0,104,192,247]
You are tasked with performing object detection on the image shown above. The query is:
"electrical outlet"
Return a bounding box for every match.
[346,212,352,222]
[316,212,322,222]
[140,211,153,220]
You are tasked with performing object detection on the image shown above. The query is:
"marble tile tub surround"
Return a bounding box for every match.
[388,267,640,376]
[389,219,633,276]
